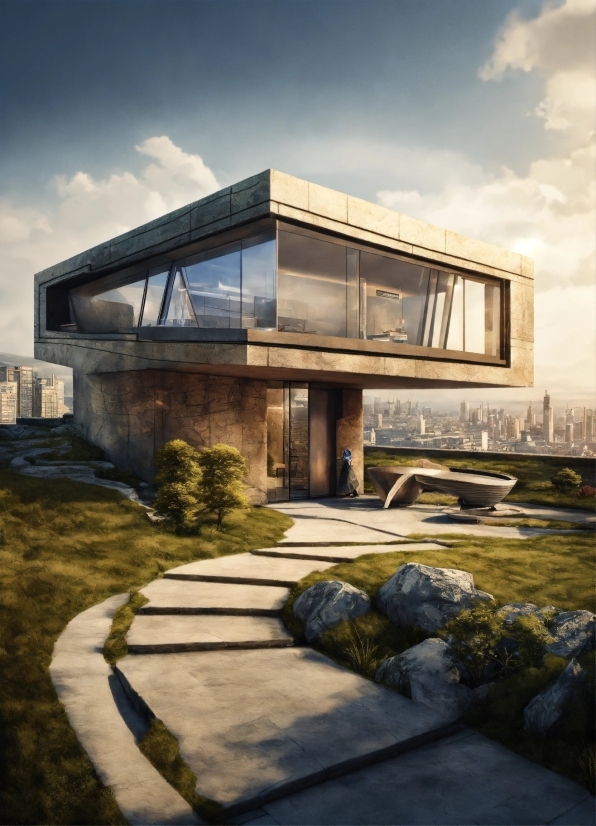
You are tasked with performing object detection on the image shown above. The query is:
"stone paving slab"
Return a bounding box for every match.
[116,647,454,816]
[49,594,201,825]
[269,498,567,542]
[251,542,449,563]
[164,553,335,586]
[127,614,293,652]
[238,729,594,826]
[138,579,290,615]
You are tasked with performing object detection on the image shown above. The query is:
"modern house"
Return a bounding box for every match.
[34,170,534,502]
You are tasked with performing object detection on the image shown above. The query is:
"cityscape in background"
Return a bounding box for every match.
[0,364,71,424]
[364,392,596,458]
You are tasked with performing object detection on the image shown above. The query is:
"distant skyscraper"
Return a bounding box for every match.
[395,400,401,415]
[423,406,432,418]
[376,413,383,428]
[460,401,469,422]
[418,415,425,435]
[543,391,554,443]
[480,431,488,450]
[526,403,536,427]
[404,400,412,416]
[565,423,573,444]
[373,397,382,415]
[33,376,60,418]
[586,410,594,440]
[0,382,18,424]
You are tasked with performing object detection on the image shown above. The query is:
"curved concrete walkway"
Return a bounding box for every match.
[50,515,595,825]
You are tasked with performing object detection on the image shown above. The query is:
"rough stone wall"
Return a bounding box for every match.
[74,369,268,495]
[337,389,364,490]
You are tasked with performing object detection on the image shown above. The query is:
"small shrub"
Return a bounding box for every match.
[578,484,596,499]
[153,440,202,532]
[551,468,582,493]
[196,443,248,531]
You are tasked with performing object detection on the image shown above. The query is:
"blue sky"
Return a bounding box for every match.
[0,0,594,402]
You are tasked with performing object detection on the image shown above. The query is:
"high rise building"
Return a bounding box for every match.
[373,397,382,415]
[543,391,554,443]
[565,408,575,425]
[526,403,536,427]
[33,376,60,418]
[395,400,401,416]
[0,382,18,424]
[404,400,412,417]
[423,406,432,418]
[480,431,488,450]
[376,413,383,428]
[418,415,425,435]
[565,423,573,444]
[586,409,594,440]
[460,401,469,422]
[0,365,36,417]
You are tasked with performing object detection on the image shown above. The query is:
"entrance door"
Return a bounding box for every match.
[309,388,342,497]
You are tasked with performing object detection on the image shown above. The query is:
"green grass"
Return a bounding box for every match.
[139,719,223,823]
[283,533,595,792]
[103,592,148,665]
[0,467,291,825]
[364,448,596,510]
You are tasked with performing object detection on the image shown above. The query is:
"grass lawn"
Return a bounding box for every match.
[0,467,291,825]
[282,533,595,792]
[364,448,596,510]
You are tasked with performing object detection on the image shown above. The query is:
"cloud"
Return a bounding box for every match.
[0,139,219,357]
[378,0,596,396]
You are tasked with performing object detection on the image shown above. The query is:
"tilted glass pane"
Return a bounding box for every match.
[140,268,169,326]
[445,276,464,351]
[278,231,348,338]
[241,235,276,329]
[164,269,198,327]
[183,242,241,329]
[464,278,485,353]
[69,274,147,333]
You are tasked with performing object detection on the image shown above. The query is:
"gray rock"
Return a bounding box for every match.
[293,580,371,642]
[546,610,595,658]
[524,659,586,734]
[376,563,493,633]
[375,638,470,720]
[498,603,561,625]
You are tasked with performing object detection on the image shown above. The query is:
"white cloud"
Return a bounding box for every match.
[0,138,220,356]
[378,0,596,397]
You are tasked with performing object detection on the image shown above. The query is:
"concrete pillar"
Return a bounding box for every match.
[337,389,364,491]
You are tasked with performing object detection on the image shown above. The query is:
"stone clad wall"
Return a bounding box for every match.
[74,369,268,496]
[337,389,364,491]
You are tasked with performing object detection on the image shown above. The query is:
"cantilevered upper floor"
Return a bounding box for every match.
[34,169,533,389]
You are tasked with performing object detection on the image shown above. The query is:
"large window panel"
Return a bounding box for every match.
[164,269,197,327]
[139,267,169,327]
[241,234,276,329]
[445,276,464,351]
[183,242,242,329]
[464,278,486,354]
[278,231,351,338]
[69,274,147,333]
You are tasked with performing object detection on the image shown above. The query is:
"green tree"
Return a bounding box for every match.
[197,443,248,530]
[153,440,202,531]
[551,467,582,492]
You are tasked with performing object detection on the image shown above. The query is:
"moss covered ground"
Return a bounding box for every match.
[364,448,596,510]
[0,467,291,825]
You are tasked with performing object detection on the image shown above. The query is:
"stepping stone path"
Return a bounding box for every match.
[52,533,595,825]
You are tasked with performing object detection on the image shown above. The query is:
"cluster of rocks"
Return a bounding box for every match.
[292,562,594,729]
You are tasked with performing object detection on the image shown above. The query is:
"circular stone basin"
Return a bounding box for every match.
[444,505,526,523]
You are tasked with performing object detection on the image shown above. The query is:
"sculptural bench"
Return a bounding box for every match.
[367,465,517,509]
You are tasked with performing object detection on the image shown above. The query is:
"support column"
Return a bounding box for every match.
[336,389,364,491]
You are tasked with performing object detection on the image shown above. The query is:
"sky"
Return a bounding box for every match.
[0,0,594,406]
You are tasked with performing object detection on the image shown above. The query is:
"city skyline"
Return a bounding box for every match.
[0,0,594,401]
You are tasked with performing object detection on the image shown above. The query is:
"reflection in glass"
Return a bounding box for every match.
[69,274,147,333]
[485,283,501,357]
[289,385,309,499]
[464,278,485,354]
[183,243,241,329]
[278,231,353,338]
[164,269,197,327]
[241,235,276,329]
[445,277,464,351]
[140,268,169,326]
[266,385,289,502]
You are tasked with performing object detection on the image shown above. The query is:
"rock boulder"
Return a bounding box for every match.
[375,638,470,720]
[498,603,561,625]
[545,610,595,659]
[524,659,586,735]
[293,580,371,643]
[376,563,493,632]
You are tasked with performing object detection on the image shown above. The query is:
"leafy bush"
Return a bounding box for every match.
[153,440,202,531]
[578,484,596,499]
[197,443,248,530]
[441,602,553,687]
[551,467,582,492]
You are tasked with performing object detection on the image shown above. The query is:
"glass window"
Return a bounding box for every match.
[266,385,289,502]
[242,235,276,329]
[277,231,353,338]
[445,276,464,351]
[164,269,197,327]
[464,278,485,354]
[69,274,147,333]
[140,267,169,326]
[183,242,241,329]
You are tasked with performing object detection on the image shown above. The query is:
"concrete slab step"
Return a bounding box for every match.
[127,615,293,653]
[251,542,449,563]
[163,553,334,587]
[138,579,290,616]
[276,520,404,545]
[116,647,456,818]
